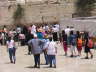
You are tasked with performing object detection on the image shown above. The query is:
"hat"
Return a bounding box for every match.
[44,34,48,38]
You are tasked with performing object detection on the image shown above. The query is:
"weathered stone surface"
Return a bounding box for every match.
[0,0,96,31]
[60,18,96,35]
[0,0,76,26]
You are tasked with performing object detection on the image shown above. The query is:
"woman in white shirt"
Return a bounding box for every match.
[6,37,16,64]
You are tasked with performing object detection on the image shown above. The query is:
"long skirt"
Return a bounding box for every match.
[63,41,67,52]
[52,32,58,41]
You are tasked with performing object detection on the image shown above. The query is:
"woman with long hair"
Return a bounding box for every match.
[6,37,16,64]
[62,30,68,56]
[84,32,93,59]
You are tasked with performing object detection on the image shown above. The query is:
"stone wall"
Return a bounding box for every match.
[60,18,96,35]
[0,0,96,29]
[0,0,76,26]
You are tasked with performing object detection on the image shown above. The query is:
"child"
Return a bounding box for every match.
[46,37,57,68]
[77,37,83,56]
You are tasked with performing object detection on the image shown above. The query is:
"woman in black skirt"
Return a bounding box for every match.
[52,26,58,41]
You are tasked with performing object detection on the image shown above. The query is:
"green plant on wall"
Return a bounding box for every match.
[13,4,24,25]
[76,0,96,17]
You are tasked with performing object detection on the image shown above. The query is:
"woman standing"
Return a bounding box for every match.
[62,30,68,56]
[6,37,16,64]
[84,32,93,59]
[19,32,26,46]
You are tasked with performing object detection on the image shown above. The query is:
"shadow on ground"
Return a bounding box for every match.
[25,66,35,69]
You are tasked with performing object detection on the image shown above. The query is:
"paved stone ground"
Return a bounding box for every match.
[0,43,96,72]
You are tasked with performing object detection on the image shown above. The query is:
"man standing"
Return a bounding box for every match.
[70,31,76,57]
[28,34,44,68]
[65,26,71,45]
[52,26,59,41]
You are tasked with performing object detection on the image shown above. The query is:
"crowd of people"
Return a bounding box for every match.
[62,26,94,59]
[0,24,96,68]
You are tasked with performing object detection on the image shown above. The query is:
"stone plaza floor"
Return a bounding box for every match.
[0,43,96,72]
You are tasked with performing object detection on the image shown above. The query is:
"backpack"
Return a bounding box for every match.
[87,39,93,48]
[77,38,82,46]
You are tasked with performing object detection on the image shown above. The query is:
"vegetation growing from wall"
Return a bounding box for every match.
[76,0,96,17]
[13,4,24,25]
